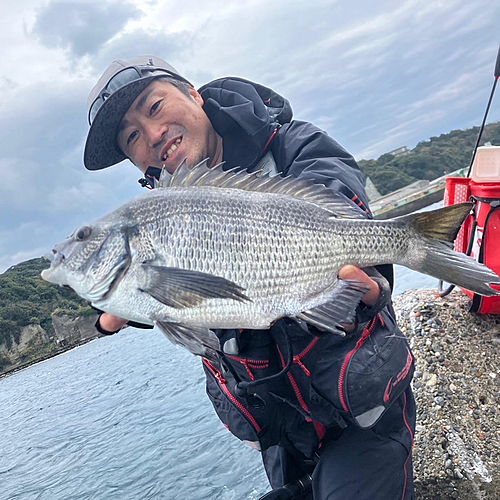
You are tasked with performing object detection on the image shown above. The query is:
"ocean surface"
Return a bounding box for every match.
[0,203,444,500]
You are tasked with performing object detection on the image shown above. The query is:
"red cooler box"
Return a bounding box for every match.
[443,176,500,313]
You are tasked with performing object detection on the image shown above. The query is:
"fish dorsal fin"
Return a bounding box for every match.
[161,158,368,219]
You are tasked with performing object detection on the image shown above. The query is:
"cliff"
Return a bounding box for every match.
[0,312,99,376]
[0,258,99,376]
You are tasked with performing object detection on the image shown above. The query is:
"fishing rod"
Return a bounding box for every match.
[466,46,500,178]
[438,45,500,298]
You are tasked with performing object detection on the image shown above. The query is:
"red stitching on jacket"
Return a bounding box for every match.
[297,337,320,358]
[378,313,386,327]
[293,358,311,377]
[262,127,279,154]
[401,391,414,500]
[351,193,370,214]
[225,355,270,381]
[291,337,319,377]
[225,355,269,366]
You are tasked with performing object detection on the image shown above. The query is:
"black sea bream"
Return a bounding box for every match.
[42,160,500,360]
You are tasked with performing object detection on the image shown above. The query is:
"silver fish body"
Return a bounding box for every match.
[42,161,500,359]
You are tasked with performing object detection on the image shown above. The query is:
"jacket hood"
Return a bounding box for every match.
[199,77,293,169]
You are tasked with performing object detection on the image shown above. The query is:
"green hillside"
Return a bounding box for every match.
[359,122,500,195]
[0,258,92,355]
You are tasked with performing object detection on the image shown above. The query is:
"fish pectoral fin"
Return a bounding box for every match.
[156,320,221,362]
[296,279,370,334]
[141,265,250,309]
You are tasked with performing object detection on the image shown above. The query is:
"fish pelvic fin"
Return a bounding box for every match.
[156,321,221,362]
[141,265,251,309]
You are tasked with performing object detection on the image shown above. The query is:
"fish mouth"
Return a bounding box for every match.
[41,250,65,282]
[43,249,64,265]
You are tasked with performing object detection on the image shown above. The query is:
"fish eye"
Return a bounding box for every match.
[75,226,92,241]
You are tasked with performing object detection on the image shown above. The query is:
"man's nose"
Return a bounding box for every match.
[144,122,168,149]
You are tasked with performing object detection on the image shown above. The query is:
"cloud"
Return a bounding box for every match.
[89,28,194,78]
[1,0,500,276]
[0,75,142,273]
[30,0,141,58]
[0,221,53,273]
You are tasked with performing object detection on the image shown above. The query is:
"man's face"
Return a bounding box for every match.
[117,80,221,174]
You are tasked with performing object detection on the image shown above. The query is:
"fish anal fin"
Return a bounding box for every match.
[141,265,250,309]
[296,279,370,334]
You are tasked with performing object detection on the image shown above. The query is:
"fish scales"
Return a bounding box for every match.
[325,218,411,267]
[117,186,343,328]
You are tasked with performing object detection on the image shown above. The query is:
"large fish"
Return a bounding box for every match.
[42,160,500,360]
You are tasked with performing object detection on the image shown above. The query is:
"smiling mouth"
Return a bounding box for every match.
[162,137,182,162]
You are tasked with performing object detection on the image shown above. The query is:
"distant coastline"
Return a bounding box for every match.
[0,335,99,380]
[371,168,465,219]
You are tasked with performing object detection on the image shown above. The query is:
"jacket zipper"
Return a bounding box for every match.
[202,359,261,433]
[225,355,270,382]
[338,317,379,413]
[292,337,319,377]
[276,346,311,414]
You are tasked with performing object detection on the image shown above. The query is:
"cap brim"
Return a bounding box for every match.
[84,76,157,171]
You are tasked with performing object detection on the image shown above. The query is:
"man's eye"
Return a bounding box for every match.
[127,130,138,145]
[150,100,162,115]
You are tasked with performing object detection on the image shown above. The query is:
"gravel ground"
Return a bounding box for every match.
[394,289,500,499]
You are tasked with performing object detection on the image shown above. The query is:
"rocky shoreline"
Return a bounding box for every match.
[0,313,99,379]
[394,289,500,499]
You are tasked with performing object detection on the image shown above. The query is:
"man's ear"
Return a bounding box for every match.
[189,87,204,107]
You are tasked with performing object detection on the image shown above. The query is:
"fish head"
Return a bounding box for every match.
[41,221,131,303]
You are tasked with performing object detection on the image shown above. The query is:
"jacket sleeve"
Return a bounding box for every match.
[276,120,371,214]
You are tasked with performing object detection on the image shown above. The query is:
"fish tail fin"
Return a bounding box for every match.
[412,202,473,243]
[400,203,500,296]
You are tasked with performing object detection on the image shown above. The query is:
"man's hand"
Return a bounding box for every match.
[338,265,380,306]
[339,265,381,332]
[99,313,128,334]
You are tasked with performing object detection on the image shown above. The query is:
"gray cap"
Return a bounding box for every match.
[84,55,192,171]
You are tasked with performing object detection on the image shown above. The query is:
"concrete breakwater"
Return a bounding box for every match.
[370,168,468,220]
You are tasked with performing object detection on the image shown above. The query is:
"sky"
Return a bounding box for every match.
[1,0,499,273]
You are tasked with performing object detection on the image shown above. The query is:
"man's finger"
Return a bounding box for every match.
[99,313,128,333]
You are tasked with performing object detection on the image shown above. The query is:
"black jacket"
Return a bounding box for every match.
[200,77,370,212]
[198,78,413,488]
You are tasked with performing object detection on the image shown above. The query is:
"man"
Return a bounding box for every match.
[84,56,415,499]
